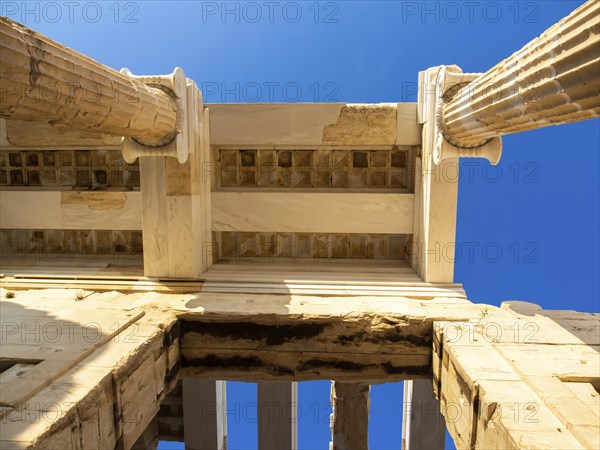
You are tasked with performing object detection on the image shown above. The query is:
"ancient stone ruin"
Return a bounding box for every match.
[0,1,598,448]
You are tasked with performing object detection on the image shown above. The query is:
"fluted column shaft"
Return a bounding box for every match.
[330,382,369,450]
[0,17,178,145]
[442,0,600,147]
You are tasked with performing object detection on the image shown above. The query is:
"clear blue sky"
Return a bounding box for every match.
[6,1,597,448]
